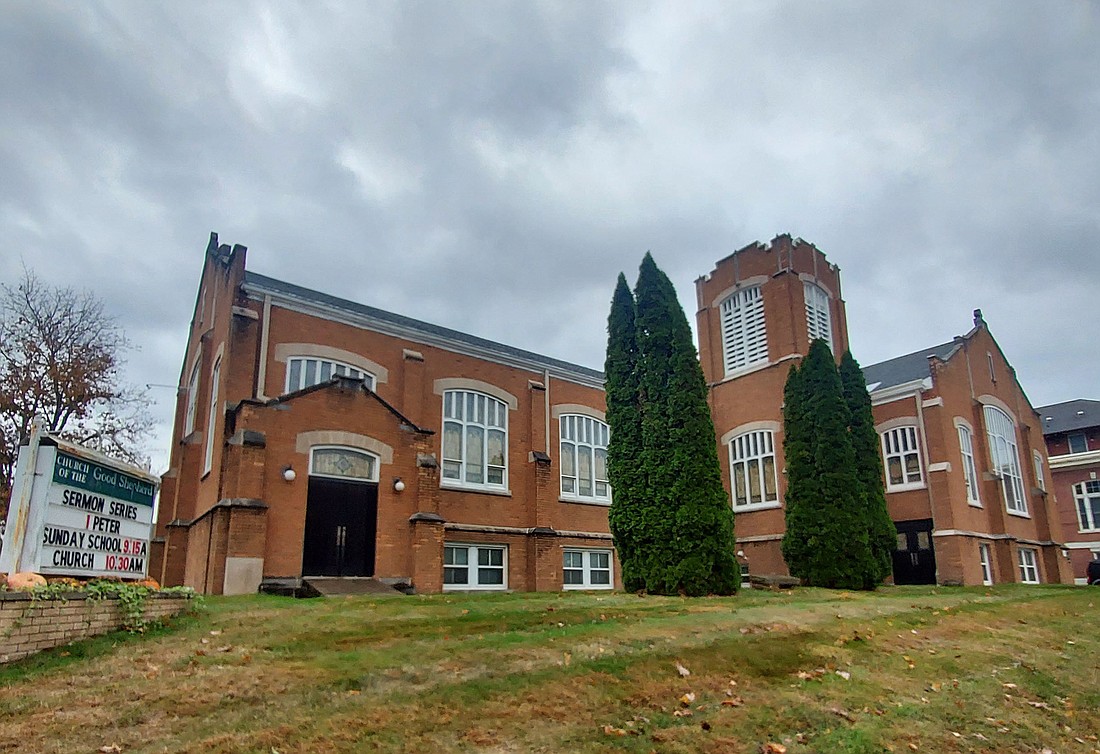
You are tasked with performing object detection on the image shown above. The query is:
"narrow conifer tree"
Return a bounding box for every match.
[781,340,878,589]
[605,274,645,591]
[625,253,738,596]
[839,350,897,587]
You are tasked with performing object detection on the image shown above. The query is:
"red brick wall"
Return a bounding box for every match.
[695,236,848,573]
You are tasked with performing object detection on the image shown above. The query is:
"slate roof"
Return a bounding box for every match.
[242,271,605,383]
[1034,399,1100,436]
[861,340,961,392]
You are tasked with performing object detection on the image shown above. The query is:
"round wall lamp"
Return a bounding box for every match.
[393,477,406,492]
[282,465,297,482]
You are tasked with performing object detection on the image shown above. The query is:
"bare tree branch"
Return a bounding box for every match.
[0,269,153,513]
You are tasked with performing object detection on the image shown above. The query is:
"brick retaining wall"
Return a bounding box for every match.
[0,592,194,664]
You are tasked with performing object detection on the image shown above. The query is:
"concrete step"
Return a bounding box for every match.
[301,577,411,597]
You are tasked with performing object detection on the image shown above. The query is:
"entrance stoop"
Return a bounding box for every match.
[301,577,413,597]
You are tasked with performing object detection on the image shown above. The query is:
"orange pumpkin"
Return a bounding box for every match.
[6,572,47,590]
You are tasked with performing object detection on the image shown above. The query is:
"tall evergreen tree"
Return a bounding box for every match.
[607,253,738,596]
[839,350,897,587]
[781,340,878,589]
[605,274,645,591]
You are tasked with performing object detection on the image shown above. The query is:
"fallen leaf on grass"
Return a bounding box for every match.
[836,670,851,681]
[1028,701,1053,710]
[829,707,856,722]
[602,725,627,736]
[98,747,122,754]
[673,709,694,718]
[675,661,691,677]
[721,697,744,707]
[761,743,787,753]
[679,692,696,706]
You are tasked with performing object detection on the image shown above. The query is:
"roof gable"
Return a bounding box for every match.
[236,375,433,434]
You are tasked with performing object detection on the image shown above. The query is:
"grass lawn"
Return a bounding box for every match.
[1,585,1098,753]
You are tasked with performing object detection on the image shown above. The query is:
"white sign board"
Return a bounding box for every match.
[0,436,157,580]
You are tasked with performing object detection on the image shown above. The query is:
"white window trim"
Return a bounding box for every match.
[719,285,768,375]
[983,405,1028,517]
[274,343,389,384]
[978,542,993,586]
[285,356,376,393]
[728,429,781,511]
[1017,547,1040,584]
[562,548,614,590]
[1032,451,1046,492]
[956,421,981,507]
[803,281,833,352]
[308,446,380,482]
[1074,480,1100,533]
[559,414,611,505]
[203,357,221,476]
[881,425,925,493]
[183,360,201,436]
[441,390,509,493]
[443,543,508,591]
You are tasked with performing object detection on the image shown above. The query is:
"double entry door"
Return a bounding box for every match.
[302,476,378,577]
[892,518,937,585]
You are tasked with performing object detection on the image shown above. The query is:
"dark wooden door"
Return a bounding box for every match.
[892,518,936,585]
[302,477,377,577]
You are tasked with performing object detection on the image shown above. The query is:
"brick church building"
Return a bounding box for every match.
[151,233,1071,593]
[696,236,1070,588]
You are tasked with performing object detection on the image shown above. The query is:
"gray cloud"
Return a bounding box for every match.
[2,0,1097,472]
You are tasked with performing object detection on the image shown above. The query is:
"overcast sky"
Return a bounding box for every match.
[2,1,1098,473]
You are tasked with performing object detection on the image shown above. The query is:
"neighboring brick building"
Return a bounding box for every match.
[151,234,616,594]
[1036,399,1100,583]
[695,235,1071,586]
[154,232,1072,594]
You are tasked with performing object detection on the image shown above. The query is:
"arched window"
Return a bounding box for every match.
[729,429,779,508]
[309,446,379,482]
[287,357,375,392]
[183,360,200,436]
[203,357,221,476]
[804,282,833,351]
[442,390,507,489]
[880,425,923,491]
[983,405,1026,515]
[720,286,768,374]
[560,415,610,503]
[957,423,981,506]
